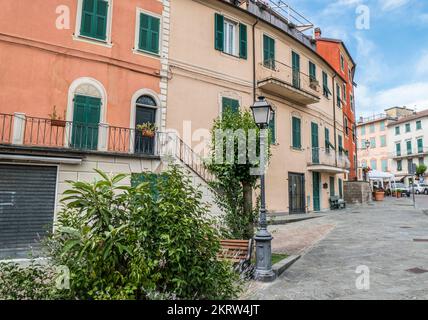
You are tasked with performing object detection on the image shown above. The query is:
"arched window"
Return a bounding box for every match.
[136,95,157,107]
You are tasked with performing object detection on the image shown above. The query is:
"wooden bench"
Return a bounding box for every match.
[218,239,253,266]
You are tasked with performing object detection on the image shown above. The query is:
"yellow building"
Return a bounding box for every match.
[167,0,349,214]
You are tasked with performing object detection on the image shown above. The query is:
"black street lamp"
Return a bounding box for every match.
[250,96,276,282]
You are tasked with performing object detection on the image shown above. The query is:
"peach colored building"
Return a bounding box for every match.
[0,0,221,259]
[167,0,350,214]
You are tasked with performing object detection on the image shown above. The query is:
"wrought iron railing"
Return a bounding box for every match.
[258,59,321,96]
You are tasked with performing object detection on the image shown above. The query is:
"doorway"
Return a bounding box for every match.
[135,95,157,155]
[313,172,321,212]
[289,173,305,214]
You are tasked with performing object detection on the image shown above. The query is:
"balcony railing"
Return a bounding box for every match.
[393,147,428,158]
[257,59,321,105]
[308,147,351,171]
[0,112,214,183]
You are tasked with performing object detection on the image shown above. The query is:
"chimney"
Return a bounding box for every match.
[314,27,322,40]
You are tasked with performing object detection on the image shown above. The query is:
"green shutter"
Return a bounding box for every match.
[407,141,412,154]
[292,117,301,149]
[263,35,275,69]
[418,139,423,153]
[239,23,247,59]
[292,52,300,88]
[139,13,160,54]
[338,135,343,155]
[214,13,224,51]
[222,97,239,114]
[80,0,108,41]
[309,62,316,80]
[396,143,401,156]
[269,112,276,144]
[72,95,101,150]
[339,179,343,199]
[330,177,335,196]
[325,128,330,151]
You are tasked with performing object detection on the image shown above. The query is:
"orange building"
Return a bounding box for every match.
[315,28,358,180]
[0,0,172,259]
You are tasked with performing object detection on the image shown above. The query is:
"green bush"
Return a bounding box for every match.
[0,260,66,300]
[45,166,240,300]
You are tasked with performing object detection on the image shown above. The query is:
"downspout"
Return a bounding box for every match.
[332,74,338,167]
[252,18,259,101]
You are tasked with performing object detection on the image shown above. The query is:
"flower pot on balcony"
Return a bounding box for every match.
[50,119,66,127]
[141,129,155,138]
[374,191,385,201]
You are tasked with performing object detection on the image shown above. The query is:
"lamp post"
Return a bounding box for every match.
[250,96,276,282]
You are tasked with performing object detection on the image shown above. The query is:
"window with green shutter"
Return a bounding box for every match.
[336,84,341,107]
[269,112,276,144]
[139,12,160,55]
[322,72,330,97]
[292,51,300,88]
[361,125,366,135]
[416,120,422,130]
[338,135,343,155]
[397,160,402,171]
[396,143,401,156]
[80,0,109,41]
[214,13,224,51]
[309,62,316,81]
[418,138,423,153]
[263,35,275,69]
[405,123,411,132]
[325,127,330,152]
[407,140,412,155]
[380,135,386,147]
[381,159,388,172]
[292,117,301,149]
[222,97,239,114]
[239,23,247,59]
[395,126,400,135]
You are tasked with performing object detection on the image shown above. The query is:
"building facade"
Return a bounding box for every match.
[315,28,357,181]
[387,109,428,185]
[167,0,350,214]
[0,0,197,260]
[357,107,415,178]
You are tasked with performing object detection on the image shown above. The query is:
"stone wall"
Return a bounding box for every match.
[344,181,372,205]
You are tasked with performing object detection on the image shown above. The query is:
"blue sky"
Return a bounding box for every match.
[284,0,428,117]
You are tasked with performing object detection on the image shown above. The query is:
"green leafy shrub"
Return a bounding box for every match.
[0,260,67,300]
[46,165,240,300]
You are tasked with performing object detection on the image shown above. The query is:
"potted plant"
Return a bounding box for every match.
[374,187,385,201]
[137,122,157,138]
[49,106,66,127]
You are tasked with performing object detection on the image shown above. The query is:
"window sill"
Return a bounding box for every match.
[220,51,243,61]
[291,147,303,152]
[132,48,161,59]
[73,34,113,48]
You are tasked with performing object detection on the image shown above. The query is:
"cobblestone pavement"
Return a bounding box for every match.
[248,198,428,300]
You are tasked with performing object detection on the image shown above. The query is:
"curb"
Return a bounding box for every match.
[272,255,301,277]
[268,215,322,226]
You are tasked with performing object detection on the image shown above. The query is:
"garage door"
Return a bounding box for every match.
[0,164,57,259]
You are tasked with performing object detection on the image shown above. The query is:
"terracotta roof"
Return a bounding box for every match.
[387,109,428,126]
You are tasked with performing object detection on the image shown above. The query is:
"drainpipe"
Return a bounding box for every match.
[332,74,338,167]
[252,18,259,102]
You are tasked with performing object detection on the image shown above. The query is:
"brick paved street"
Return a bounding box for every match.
[247,198,428,300]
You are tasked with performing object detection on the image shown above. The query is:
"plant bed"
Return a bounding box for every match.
[272,253,289,265]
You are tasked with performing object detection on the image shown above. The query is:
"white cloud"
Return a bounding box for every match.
[416,51,428,76]
[356,82,428,116]
[379,0,410,11]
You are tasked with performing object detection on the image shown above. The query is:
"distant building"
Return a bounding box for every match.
[387,109,428,184]
[356,107,415,179]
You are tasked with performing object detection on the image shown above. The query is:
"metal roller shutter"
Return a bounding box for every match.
[0,164,57,259]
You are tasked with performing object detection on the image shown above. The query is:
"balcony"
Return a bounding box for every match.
[257,60,321,105]
[0,112,165,157]
[307,147,350,174]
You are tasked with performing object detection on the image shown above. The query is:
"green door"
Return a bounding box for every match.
[311,122,319,164]
[330,176,335,196]
[313,172,321,212]
[72,95,101,150]
[339,178,343,199]
[292,51,300,88]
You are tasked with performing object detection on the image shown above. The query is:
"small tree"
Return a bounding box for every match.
[207,109,271,239]
[416,164,427,177]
